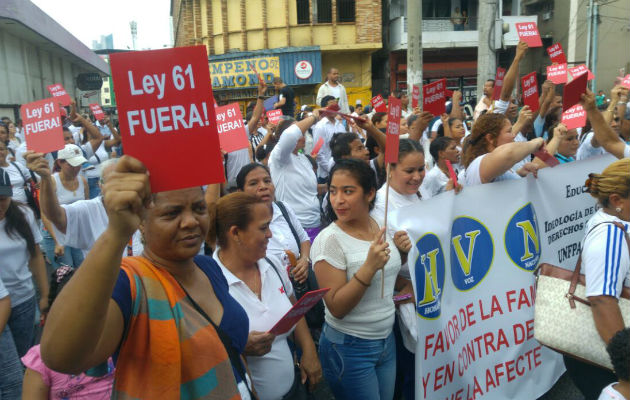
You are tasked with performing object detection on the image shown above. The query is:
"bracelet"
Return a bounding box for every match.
[353,274,370,287]
[258,96,265,100]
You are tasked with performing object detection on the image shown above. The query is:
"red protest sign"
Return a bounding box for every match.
[423,79,446,116]
[311,137,325,157]
[547,64,568,84]
[621,74,630,90]
[411,85,420,109]
[215,103,249,153]
[20,98,64,153]
[109,45,224,192]
[562,72,588,112]
[89,104,105,121]
[493,68,506,100]
[561,104,587,130]
[47,84,72,106]
[266,109,282,125]
[521,72,539,113]
[546,43,567,64]
[385,96,402,164]
[268,288,330,335]
[371,95,387,113]
[515,22,542,47]
[568,64,594,81]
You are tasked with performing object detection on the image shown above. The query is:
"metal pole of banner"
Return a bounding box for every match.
[586,0,593,75]
[406,0,423,104]
[382,163,391,299]
[591,2,599,92]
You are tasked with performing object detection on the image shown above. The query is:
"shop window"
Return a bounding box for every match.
[297,0,310,24]
[315,0,332,23]
[337,0,355,22]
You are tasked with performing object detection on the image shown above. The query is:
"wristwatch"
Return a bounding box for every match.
[258,95,265,100]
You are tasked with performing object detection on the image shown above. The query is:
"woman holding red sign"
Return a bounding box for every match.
[209,192,322,400]
[41,156,253,400]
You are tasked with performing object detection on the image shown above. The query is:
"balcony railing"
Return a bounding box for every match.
[404,17,478,32]
[390,16,479,49]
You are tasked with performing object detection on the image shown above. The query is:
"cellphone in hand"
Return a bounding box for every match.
[393,293,412,303]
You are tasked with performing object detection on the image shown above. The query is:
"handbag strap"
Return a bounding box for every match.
[568,220,630,308]
[10,162,28,188]
[275,201,302,252]
[265,256,291,300]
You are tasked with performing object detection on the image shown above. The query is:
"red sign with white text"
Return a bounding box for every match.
[89,104,105,121]
[493,68,506,100]
[621,74,630,90]
[371,94,387,113]
[515,22,542,47]
[521,72,539,113]
[561,104,587,130]
[546,64,567,84]
[269,288,330,335]
[385,96,402,164]
[215,103,249,153]
[109,45,224,192]
[411,85,421,109]
[546,43,567,64]
[266,109,282,125]
[47,84,72,106]
[311,137,325,157]
[423,79,446,116]
[20,98,64,153]
[562,73,588,112]
[568,64,594,81]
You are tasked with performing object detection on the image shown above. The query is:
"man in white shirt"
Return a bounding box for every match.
[316,68,350,113]
[474,79,495,120]
[312,96,344,183]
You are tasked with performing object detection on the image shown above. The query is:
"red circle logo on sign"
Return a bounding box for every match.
[295,60,313,80]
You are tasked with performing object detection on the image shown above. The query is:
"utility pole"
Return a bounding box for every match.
[591,2,599,91]
[407,0,422,104]
[130,21,138,50]
[477,0,498,100]
[585,0,593,73]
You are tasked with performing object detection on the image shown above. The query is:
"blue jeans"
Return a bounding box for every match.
[7,296,36,358]
[41,229,84,273]
[319,323,396,400]
[0,328,22,399]
[87,177,101,199]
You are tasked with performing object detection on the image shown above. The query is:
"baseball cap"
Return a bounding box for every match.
[57,144,88,167]
[0,168,12,196]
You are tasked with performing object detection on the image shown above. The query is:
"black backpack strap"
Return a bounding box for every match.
[275,201,302,252]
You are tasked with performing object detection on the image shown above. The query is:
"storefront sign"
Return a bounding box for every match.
[210,56,280,89]
[295,60,313,80]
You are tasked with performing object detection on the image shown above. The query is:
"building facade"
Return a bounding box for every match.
[171,0,382,112]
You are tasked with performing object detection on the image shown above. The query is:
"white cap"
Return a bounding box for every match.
[301,104,308,111]
[355,99,362,105]
[57,144,87,167]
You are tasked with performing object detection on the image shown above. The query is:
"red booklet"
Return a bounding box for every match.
[268,288,330,335]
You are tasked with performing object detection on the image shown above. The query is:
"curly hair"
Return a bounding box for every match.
[606,328,629,381]
[462,113,508,168]
[585,158,630,208]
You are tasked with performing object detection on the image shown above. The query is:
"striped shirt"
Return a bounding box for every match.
[583,209,630,298]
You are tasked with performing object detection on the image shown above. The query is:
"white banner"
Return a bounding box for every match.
[390,155,616,400]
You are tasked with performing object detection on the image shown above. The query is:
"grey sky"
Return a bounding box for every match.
[31,0,172,50]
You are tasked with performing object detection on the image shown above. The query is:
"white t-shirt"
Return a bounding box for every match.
[582,209,630,298]
[52,197,143,258]
[214,252,295,400]
[312,117,344,179]
[84,142,110,180]
[577,131,606,161]
[598,383,626,400]
[310,221,401,339]
[624,143,630,158]
[493,99,510,115]
[328,85,341,100]
[268,202,309,260]
[464,154,520,186]
[0,276,8,300]
[269,124,320,228]
[14,142,55,171]
[420,165,450,199]
[0,205,42,306]
[2,161,30,203]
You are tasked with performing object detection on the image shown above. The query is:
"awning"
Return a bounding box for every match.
[397,60,478,79]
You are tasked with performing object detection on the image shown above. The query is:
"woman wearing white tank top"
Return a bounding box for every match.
[40,144,89,272]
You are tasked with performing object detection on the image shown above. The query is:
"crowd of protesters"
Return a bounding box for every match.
[0,41,629,400]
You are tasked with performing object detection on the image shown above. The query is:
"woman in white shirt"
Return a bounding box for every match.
[236,163,311,285]
[420,136,462,199]
[209,192,321,400]
[462,113,543,186]
[312,159,413,400]
[268,111,324,242]
[564,158,630,400]
[0,169,48,360]
[40,144,89,271]
[0,140,33,204]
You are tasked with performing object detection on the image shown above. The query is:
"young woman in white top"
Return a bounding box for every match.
[312,159,413,400]
[598,328,629,400]
[40,144,89,271]
[0,169,48,359]
[421,136,463,199]
[462,113,543,186]
[563,158,630,400]
[0,140,33,204]
[268,110,324,242]
[209,192,321,400]
[236,163,311,285]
